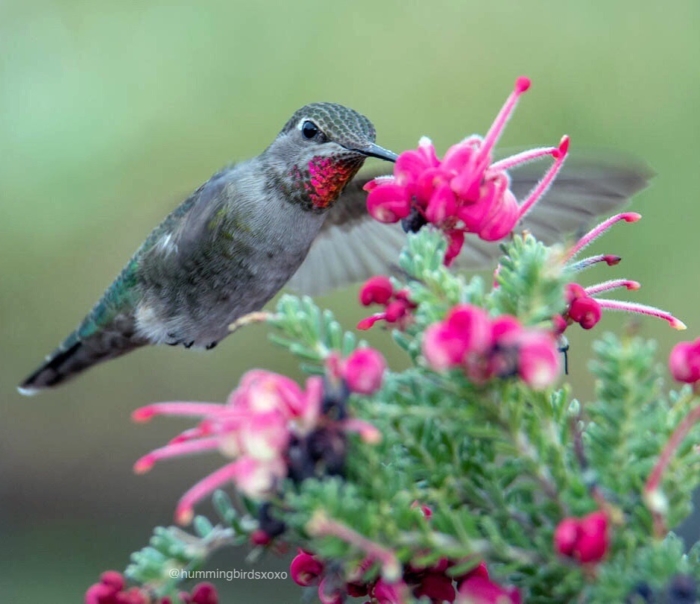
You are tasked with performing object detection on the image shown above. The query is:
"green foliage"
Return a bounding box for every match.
[123,228,700,602]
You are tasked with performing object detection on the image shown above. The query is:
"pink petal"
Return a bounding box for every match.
[366,183,412,223]
[422,322,469,371]
[425,184,458,224]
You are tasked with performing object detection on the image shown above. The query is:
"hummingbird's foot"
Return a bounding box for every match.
[205,341,218,350]
[165,332,196,349]
[229,311,271,334]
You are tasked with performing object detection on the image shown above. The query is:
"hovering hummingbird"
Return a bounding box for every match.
[18,102,651,394]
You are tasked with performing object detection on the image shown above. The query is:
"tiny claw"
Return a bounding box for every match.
[515,76,531,93]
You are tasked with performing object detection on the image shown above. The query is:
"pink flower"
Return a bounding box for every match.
[560,213,685,332]
[553,517,579,557]
[365,77,571,263]
[84,572,149,604]
[422,304,560,389]
[132,371,323,524]
[188,582,219,604]
[290,550,325,587]
[516,331,561,390]
[553,511,609,564]
[367,182,412,223]
[360,276,394,306]
[457,576,521,604]
[357,280,416,331]
[423,305,492,372]
[669,338,700,384]
[341,348,387,395]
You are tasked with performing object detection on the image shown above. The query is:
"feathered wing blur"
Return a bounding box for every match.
[286,151,653,296]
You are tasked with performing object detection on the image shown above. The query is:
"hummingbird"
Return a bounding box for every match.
[18,102,651,394]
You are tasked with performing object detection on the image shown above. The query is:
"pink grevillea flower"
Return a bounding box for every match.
[341,348,387,395]
[85,571,219,604]
[553,511,609,564]
[358,277,416,331]
[133,370,323,524]
[669,338,700,384]
[557,213,685,332]
[457,576,522,604]
[290,550,325,587]
[423,304,561,389]
[365,76,570,265]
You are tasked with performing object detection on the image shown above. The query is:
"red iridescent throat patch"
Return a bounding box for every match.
[303,155,362,209]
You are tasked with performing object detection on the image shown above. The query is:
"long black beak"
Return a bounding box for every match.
[356,142,399,163]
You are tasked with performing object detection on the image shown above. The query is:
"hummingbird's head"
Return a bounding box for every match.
[267,102,397,211]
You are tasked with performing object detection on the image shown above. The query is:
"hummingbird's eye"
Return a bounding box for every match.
[301,120,321,140]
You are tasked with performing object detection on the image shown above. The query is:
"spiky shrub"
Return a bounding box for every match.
[85,79,700,604]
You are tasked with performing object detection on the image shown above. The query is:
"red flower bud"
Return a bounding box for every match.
[360,276,394,306]
[576,511,609,564]
[568,296,602,330]
[290,550,325,587]
[100,571,125,593]
[553,517,579,557]
[554,511,609,564]
[190,582,219,604]
[669,338,700,384]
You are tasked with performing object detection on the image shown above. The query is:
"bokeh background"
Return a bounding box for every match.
[2,1,699,601]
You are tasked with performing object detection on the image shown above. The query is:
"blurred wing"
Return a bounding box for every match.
[285,151,653,296]
[511,150,653,244]
[285,174,408,296]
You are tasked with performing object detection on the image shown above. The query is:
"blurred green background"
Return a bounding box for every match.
[2,1,699,601]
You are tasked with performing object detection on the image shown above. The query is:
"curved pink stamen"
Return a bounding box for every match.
[568,254,621,273]
[480,76,531,159]
[490,146,558,172]
[133,436,221,474]
[132,402,226,422]
[517,136,570,219]
[175,462,241,525]
[595,299,686,330]
[585,279,640,296]
[565,213,642,262]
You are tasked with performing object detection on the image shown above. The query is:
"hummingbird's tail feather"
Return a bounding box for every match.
[18,317,146,395]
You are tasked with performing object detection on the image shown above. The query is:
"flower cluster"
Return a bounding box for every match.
[364,76,569,264]
[133,350,385,525]
[85,572,217,604]
[553,511,610,564]
[555,213,685,333]
[290,549,519,604]
[422,304,560,390]
[357,276,416,331]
